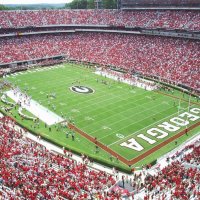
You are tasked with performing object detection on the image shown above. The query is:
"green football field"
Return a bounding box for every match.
[1,63,200,171]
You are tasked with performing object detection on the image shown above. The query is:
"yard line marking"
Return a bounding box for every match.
[77,94,167,126]
[77,100,172,139]
[40,70,148,107]
[9,69,142,118]
[97,101,175,140]
[9,64,197,155]
[74,87,195,132]
[51,82,147,112]
[28,71,174,135]
[24,70,145,113]
[74,90,148,113]
[107,105,197,147]
[128,121,200,165]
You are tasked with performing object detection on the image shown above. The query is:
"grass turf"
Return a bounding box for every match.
[1,63,200,170]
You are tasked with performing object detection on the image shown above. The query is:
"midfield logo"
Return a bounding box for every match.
[70,86,94,94]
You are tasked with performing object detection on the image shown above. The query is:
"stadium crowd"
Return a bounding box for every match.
[0,33,199,90]
[0,10,199,31]
[0,115,199,200]
[0,116,119,200]
[0,7,200,200]
[142,140,200,200]
[182,143,200,166]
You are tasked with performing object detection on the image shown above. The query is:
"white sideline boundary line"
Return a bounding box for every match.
[107,105,197,147]
[156,132,200,168]
[6,90,65,126]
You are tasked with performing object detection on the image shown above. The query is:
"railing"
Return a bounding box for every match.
[0,25,199,40]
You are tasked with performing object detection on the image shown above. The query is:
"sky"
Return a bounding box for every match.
[0,0,72,4]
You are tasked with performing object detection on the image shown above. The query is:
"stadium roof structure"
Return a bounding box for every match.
[120,0,200,9]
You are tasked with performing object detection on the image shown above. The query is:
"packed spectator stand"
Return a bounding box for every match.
[0,8,200,199]
[0,116,118,199]
[142,140,200,200]
[0,9,199,92]
[0,10,200,31]
[0,33,199,91]
[0,115,199,199]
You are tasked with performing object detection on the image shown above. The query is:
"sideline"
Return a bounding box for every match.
[95,70,157,91]
[1,112,200,199]
[69,120,200,166]
[155,90,200,106]
[128,121,200,165]
[6,90,64,125]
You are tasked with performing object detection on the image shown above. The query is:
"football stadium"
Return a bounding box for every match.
[0,0,200,199]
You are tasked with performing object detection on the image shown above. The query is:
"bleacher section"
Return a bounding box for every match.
[0,10,199,31]
[0,33,199,91]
